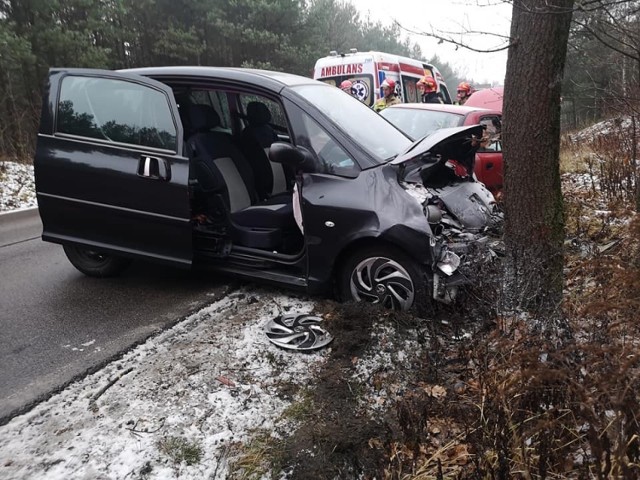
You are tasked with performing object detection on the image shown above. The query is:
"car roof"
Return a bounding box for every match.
[121,66,319,91]
[383,103,501,116]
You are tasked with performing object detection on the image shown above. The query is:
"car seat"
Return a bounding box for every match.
[240,101,290,199]
[186,104,297,250]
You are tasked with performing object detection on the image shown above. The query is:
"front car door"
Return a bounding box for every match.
[35,69,192,267]
[280,85,414,292]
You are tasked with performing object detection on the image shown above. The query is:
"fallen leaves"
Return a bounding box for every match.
[421,383,447,399]
[216,375,236,388]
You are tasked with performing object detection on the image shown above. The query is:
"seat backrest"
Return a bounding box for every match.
[245,101,279,147]
[241,101,288,197]
[187,104,259,212]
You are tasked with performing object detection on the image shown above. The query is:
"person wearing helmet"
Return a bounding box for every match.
[339,80,355,96]
[373,78,400,112]
[456,82,474,105]
[417,75,442,104]
[339,80,353,91]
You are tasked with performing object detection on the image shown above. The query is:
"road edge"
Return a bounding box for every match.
[0,206,39,223]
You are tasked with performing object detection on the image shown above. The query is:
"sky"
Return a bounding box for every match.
[349,0,513,86]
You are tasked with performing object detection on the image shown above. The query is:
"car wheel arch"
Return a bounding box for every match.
[332,237,420,291]
[62,243,132,278]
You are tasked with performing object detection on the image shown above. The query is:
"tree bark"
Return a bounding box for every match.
[503,0,574,320]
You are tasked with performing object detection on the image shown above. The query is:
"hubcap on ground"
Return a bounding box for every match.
[265,314,333,351]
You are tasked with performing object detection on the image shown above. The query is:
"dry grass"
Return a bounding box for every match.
[224,125,640,480]
[227,431,282,480]
[156,435,203,466]
[560,136,592,174]
[374,134,640,480]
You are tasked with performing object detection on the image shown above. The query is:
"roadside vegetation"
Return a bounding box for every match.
[0,0,458,163]
[2,1,640,478]
[223,122,640,479]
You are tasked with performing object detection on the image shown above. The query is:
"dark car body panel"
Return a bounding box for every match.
[35,66,472,305]
[35,69,192,266]
[299,165,433,290]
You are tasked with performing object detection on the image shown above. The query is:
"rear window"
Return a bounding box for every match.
[401,76,420,103]
[478,115,502,152]
[57,76,177,151]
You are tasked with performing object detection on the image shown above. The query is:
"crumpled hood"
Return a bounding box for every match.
[391,124,484,169]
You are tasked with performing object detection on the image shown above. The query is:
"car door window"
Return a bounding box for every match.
[401,76,419,103]
[298,112,359,177]
[238,94,289,140]
[189,90,232,133]
[478,115,502,152]
[57,76,177,151]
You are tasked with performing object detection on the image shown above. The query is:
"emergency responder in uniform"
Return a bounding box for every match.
[456,82,474,105]
[339,80,355,97]
[417,76,442,104]
[373,79,400,112]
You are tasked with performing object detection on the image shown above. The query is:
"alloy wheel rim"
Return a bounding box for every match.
[350,256,415,310]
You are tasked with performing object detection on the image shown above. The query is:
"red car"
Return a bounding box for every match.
[380,103,503,196]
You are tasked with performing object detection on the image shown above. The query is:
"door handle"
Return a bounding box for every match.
[486,162,493,170]
[138,156,171,181]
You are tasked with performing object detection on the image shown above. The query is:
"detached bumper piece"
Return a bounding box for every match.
[432,248,463,304]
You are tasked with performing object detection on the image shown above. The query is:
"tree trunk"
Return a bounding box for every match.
[502,0,574,322]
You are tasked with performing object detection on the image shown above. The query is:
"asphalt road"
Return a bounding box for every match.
[0,208,229,424]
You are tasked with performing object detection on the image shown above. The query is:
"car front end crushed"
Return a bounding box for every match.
[390,125,504,301]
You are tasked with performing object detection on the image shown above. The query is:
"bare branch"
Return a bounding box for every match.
[394,21,512,54]
[572,17,640,63]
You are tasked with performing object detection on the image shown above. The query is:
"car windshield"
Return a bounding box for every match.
[292,84,411,163]
[380,108,464,141]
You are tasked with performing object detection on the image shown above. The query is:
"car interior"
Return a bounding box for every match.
[168,85,305,258]
[478,116,502,152]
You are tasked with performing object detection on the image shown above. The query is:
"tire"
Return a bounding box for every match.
[63,244,132,278]
[339,245,427,311]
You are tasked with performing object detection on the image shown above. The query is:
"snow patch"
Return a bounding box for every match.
[0,290,329,480]
[0,162,37,212]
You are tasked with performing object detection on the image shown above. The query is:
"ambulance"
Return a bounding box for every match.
[312,49,453,107]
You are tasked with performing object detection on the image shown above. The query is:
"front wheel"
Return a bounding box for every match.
[339,246,426,311]
[63,244,132,278]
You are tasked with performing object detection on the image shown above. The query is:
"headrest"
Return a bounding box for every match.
[246,102,272,126]
[189,104,221,132]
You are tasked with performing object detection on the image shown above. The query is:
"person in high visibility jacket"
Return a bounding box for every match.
[373,79,400,112]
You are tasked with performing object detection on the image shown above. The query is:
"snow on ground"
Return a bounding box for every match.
[0,160,413,479]
[566,116,632,144]
[0,124,610,479]
[0,162,37,212]
[1,161,336,477]
[0,290,329,479]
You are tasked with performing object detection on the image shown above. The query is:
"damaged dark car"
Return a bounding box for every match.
[34,66,501,311]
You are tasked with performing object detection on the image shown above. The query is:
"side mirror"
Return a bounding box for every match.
[269,142,315,170]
